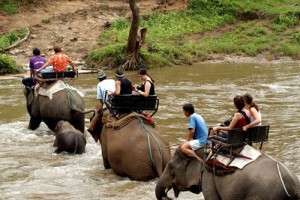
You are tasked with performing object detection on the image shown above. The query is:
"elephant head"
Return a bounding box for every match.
[23,87,36,116]
[155,147,204,200]
[87,109,104,143]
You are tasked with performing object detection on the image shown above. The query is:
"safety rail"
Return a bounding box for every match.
[37,71,78,82]
[209,125,270,154]
[105,94,159,117]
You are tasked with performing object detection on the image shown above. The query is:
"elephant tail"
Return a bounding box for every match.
[70,105,96,115]
[65,90,95,115]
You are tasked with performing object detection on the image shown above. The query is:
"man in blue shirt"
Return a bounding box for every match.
[181,103,208,162]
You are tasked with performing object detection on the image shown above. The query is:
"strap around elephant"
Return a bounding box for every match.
[135,114,163,165]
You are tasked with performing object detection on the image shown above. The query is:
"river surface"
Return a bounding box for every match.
[0,63,299,199]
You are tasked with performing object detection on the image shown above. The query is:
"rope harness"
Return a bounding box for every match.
[265,154,292,197]
[135,114,163,167]
[62,81,77,109]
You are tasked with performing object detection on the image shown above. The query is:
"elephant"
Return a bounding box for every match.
[155,147,300,200]
[88,109,171,181]
[23,83,89,133]
[53,120,86,154]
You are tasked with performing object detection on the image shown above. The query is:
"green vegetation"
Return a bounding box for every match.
[0,27,27,74]
[0,54,22,75]
[87,0,300,68]
[0,0,40,15]
[0,0,18,15]
[1,0,299,71]
[0,27,29,51]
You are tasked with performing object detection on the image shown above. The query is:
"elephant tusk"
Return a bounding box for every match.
[165,187,171,193]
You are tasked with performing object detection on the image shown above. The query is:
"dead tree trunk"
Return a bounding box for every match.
[122,0,145,70]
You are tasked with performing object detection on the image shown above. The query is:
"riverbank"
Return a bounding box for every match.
[1,54,299,81]
[1,0,299,78]
[199,54,300,64]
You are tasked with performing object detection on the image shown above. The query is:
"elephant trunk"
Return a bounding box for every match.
[87,109,103,143]
[155,183,172,200]
[155,165,173,200]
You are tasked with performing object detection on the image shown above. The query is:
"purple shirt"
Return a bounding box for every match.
[29,56,46,71]
[29,56,46,83]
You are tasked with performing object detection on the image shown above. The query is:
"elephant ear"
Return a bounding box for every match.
[23,87,34,107]
[185,158,201,188]
[172,148,202,191]
[54,121,64,135]
[184,158,202,189]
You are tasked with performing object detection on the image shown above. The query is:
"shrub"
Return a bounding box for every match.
[86,44,126,68]
[0,28,29,51]
[0,54,21,74]
[293,31,300,44]
[271,15,299,27]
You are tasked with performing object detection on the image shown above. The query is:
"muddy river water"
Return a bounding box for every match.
[0,63,299,199]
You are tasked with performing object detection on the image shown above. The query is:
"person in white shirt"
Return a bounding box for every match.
[242,93,261,131]
[96,70,116,110]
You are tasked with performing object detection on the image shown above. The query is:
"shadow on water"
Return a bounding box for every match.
[0,62,299,199]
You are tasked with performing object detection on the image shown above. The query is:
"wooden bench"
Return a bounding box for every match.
[105,94,159,117]
[210,125,270,155]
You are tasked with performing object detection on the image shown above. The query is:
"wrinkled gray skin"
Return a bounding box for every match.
[156,147,300,200]
[88,109,171,181]
[53,120,86,154]
[23,86,85,132]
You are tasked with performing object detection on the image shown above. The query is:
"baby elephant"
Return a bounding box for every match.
[54,120,86,154]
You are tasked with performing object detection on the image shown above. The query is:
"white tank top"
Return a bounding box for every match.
[250,111,261,125]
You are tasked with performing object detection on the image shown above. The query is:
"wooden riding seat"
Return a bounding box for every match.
[38,71,77,82]
[105,94,159,117]
[209,125,270,156]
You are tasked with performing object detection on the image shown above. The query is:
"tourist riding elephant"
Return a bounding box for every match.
[23,84,91,133]
[155,147,300,200]
[88,109,171,181]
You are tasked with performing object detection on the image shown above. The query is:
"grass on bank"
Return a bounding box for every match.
[0,0,39,15]
[0,54,22,75]
[87,0,300,69]
[0,27,29,51]
[0,28,28,75]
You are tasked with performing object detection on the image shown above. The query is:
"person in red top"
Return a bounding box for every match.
[212,95,250,133]
[37,46,75,73]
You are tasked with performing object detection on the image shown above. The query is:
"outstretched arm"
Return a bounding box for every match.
[243,107,261,131]
[136,81,151,97]
[214,113,239,131]
[36,60,51,73]
[68,59,75,71]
